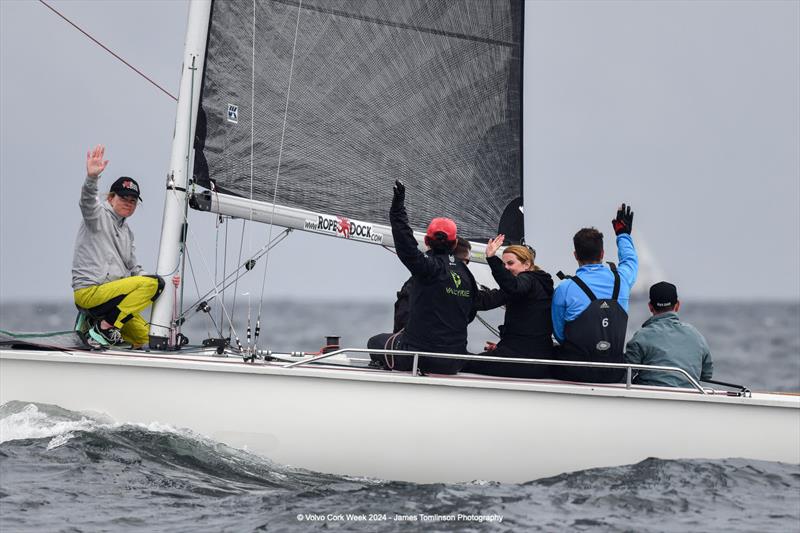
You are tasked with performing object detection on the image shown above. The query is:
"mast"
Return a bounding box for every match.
[149,0,212,350]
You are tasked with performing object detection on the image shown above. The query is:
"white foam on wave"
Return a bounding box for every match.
[0,403,283,471]
[0,403,207,446]
[0,403,98,444]
[46,432,76,450]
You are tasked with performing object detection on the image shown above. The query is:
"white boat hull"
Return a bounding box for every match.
[2,349,798,483]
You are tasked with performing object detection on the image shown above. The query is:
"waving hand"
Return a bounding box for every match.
[86,144,109,179]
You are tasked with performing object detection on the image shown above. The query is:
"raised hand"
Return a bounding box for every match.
[86,145,109,179]
[612,203,634,235]
[486,234,505,257]
[392,179,406,204]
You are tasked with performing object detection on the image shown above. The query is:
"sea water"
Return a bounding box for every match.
[1,300,799,532]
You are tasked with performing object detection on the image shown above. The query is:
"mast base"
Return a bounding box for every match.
[149,336,170,351]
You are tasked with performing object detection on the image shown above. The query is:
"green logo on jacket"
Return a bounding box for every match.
[446,270,470,297]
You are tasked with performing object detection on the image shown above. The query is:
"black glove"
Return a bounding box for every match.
[393,180,406,204]
[612,203,634,235]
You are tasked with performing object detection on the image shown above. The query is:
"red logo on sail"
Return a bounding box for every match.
[337,217,351,239]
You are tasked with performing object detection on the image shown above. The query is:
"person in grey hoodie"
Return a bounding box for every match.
[72,144,178,347]
[624,281,713,388]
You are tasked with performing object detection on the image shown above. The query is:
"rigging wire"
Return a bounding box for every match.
[176,227,293,322]
[253,0,304,347]
[184,247,222,339]
[221,217,231,333]
[228,219,249,340]
[240,0,258,344]
[37,0,177,101]
[165,187,244,348]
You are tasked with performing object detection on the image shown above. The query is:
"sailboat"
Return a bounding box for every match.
[629,231,667,300]
[1,0,798,484]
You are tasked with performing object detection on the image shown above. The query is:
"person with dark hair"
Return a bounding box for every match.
[72,145,179,347]
[465,235,555,379]
[390,236,472,334]
[370,180,476,374]
[624,282,713,388]
[550,204,638,382]
[368,237,473,369]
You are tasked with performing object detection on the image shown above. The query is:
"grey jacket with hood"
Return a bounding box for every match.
[71,176,143,290]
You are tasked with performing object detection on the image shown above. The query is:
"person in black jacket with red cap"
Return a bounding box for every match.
[466,235,555,378]
[376,180,476,375]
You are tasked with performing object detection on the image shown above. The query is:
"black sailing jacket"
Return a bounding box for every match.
[475,256,555,357]
[389,198,476,358]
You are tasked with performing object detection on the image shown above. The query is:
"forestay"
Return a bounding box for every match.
[192,0,524,246]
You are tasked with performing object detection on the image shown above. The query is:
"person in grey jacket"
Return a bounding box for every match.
[72,144,178,347]
[624,281,713,388]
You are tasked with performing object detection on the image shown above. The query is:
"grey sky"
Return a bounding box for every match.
[1,0,798,306]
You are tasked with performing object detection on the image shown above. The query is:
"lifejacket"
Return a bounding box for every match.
[557,263,627,383]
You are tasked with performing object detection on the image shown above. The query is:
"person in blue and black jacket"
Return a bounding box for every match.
[551,204,638,383]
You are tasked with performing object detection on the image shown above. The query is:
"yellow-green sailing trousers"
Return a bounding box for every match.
[73,275,164,346]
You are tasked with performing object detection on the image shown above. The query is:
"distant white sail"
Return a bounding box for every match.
[631,230,667,299]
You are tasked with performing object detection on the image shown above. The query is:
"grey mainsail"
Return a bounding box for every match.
[192,0,524,244]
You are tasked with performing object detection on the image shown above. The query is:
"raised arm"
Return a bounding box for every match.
[612,203,638,289]
[80,145,110,225]
[389,180,438,278]
[487,256,536,297]
[484,234,536,297]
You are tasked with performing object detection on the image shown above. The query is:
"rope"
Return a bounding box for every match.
[475,314,500,338]
[383,331,403,370]
[37,0,177,101]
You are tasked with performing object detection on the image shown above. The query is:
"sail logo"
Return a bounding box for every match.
[338,217,351,239]
[303,215,383,244]
[227,104,238,123]
[450,271,462,288]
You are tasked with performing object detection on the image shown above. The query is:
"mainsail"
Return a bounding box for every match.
[191,0,524,247]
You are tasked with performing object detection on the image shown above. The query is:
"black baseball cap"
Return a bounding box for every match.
[649,281,678,309]
[110,176,142,201]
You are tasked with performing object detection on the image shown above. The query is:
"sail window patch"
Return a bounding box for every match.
[227,104,238,123]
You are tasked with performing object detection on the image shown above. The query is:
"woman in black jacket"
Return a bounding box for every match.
[469,235,554,378]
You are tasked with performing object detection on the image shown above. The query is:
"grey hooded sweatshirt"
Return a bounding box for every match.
[71,176,143,290]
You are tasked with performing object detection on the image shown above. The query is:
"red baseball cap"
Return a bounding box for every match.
[426,217,457,242]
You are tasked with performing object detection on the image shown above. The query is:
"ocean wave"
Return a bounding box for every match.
[1,402,798,532]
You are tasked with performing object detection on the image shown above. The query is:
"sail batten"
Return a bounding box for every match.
[193,0,524,245]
